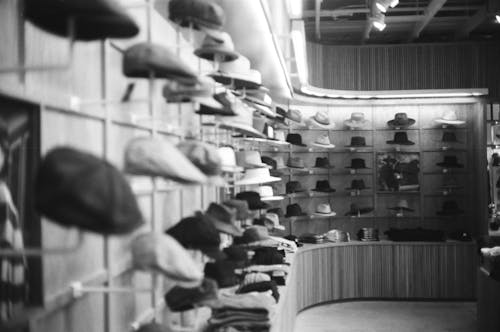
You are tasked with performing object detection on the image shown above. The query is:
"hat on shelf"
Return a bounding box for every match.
[166,213,225,259]
[441,176,462,190]
[299,232,326,244]
[36,147,144,235]
[274,130,288,144]
[169,0,225,41]
[262,123,277,141]
[274,156,287,170]
[124,137,207,184]
[235,191,269,210]
[123,43,197,83]
[345,179,370,190]
[217,146,244,173]
[261,156,277,170]
[314,203,336,217]
[196,90,238,116]
[131,233,203,286]
[387,113,416,128]
[314,157,334,168]
[210,56,262,89]
[308,110,334,129]
[250,114,273,139]
[345,203,374,216]
[312,134,335,149]
[267,207,284,218]
[204,260,239,288]
[236,150,270,169]
[223,199,250,220]
[194,32,239,62]
[325,229,350,243]
[235,168,281,186]
[136,322,171,332]
[204,203,243,236]
[286,133,307,147]
[286,181,306,194]
[285,203,307,218]
[386,132,415,145]
[357,228,379,241]
[287,156,306,169]
[436,200,464,216]
[436,155,464,168]
[25,0,139,41]
[387,199,414,212]
[441,132,460,143]
[165,278,218,312]
[177,140,222,176]
[233,225,271,245]
[435,110,466,125]
[264,213,285,231]
[312,180,336,193]
[346,158,370,169]
[344,112,370,129]
[163,76,223,109]
[243,87,275,118]
[258,186,284,201]
[216,106,266,138]
[345,136,370,148]
[277,108,303,123]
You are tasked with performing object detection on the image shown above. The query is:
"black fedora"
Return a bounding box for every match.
[436,200,464,216]
[261,156,277,170]
[286,133,307,147]
[441,132,460,143]
[345,203,373,216]
[345,179,370,190]
[312,180,336,193]
[285,203,307,218]
[346,158,370,169]
[314,157,334,168]
[386,132,415,145]
[436,155,464,168]
[345,136,369,147]
[387,113,416,128]
[286,181,306,194]
[235,191,269,210]
[204,261,238,288]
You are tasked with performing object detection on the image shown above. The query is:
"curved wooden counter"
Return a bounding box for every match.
[272,241,477,332]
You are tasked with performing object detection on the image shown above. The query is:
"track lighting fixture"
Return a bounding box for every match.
[375,0,399,13]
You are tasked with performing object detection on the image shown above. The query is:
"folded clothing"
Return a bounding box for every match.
[165,277,218,312]
[243,264,290,275]
[251,247,285,265]
[242,272,271,286]
[237,280,279,302]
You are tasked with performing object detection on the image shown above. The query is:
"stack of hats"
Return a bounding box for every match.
[298,232,326,244]
[357,228,379,242]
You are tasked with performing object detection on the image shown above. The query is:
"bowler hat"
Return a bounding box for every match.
[235,191,269,210]
[285,203,307,218]
[286,133,307,147]
[436,155,464,168]
[387,113,416,128]
[169,0,225,40]
[286,181,306,194]
[345,136,370,147]
[386,132,415,145]
[345,179,370,190]
[194,32,239,62]
[314,157,333,168]
[36,147,144,234]
[312,180,336,193]
[204,203,242,236]
[287,156,306,169]
[204,260,238,288]
[436,200,464,216]
[165,278,218,312]
[345,203,374,216]
[346,158,370,169]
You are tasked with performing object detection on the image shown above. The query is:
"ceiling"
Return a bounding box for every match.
[302,0,500,44]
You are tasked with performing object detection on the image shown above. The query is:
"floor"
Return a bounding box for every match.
[293,301,476,332]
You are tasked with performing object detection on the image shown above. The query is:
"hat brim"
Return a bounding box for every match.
[210,72,261,90]
[313,211,337,217]
[285,212,308,218]
[235,175,281,186]
[261,195,284,201]
[436,163,464,168]
[312,143,336,149]
[345,208,374,216]
[345,144,373,148]
[312,188,336,193]
[248,103,276,118]
[387,119,416,127]
[309,117,334,129]
[243,95,272,109]
[387,207,414,212]
[287,165,306,169]
[205,215,244,237]
[344,120,370,128]
[218,122,267,139]
[194,47,240,62]
[386,140,415,145]
[436,210,464,216]
[435,119,465,125]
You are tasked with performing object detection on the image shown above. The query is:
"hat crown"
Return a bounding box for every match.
[169,0,225,28]
[349,136,366,146]
[395,113,408,120]
[177,140,221,176]
[315,157,330,167]
[217,147,237,167]
[314,111,330,125]
[396,199,409,209]
[315,134,331,145]
[287,203,303,215]
[286,180,303,193]
[275,130,286,141]
[287,156,305,168]
[206,203,235,224]
[442,110,458,121]
[200,31,234,50]
[351,112,365,121]
[236,150,262,167]
[317,203,332,214]
[350,179,366,189]
[258,186,274,198]
[220,55,251,73]
[288,109,303,122]
[316,180,331,189]
[350,158,366,168]
[286,133,304,145]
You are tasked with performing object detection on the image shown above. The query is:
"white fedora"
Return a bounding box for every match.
[235,168,281,186]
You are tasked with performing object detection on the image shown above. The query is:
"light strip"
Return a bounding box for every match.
[291,20,309,84]
[287,0,303,18]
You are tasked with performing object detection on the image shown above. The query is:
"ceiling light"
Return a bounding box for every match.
[376,0,398,13]
[288,0,303,18]
[371,13,386,31]
[496,14,500,23]
[291,20,309,84]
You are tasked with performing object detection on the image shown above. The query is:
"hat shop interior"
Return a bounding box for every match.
[1,0,500,331]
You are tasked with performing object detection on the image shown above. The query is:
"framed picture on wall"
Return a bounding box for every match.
[377,152,420,192]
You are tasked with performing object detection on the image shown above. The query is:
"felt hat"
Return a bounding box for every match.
[287,156,306,169]
[165,278,218,312]
[177,140,222,176]
[218,146,243,173]
[435,110,465,125]
[223,199,250,220]
[441,132,460,143]
[436,155,464,168]
[277,108,302,123]
[131,233,203,286]
[345,203,374,216]
[345,136,370,147]
[194,32,239,62]
[36,147,144,234]
[286,133,307,147]
[264,213,285,231]
[216,106,266,138]
[387,113,416,128]
[124,137,207,184]
[204,260,239,288]
[123,43,197,83]
[308,110,333,129]
[436,200,464,216]
[204,203,243,236]
[386,132,415,145]
[314,157,333,168]
[314,203,336,217]
[286,181,306,194]
[136,323,171,332]
[345,179,370,190]
[285,203,307,218]
[236,150,269,169]
[344,112,370,129]
[210,56,262,89]
[257,186,284,201]
[166,213,225,259]
[196,90,238,116]
[233,225,270,245]
[312,180,336,193]
[25,0,139,41]
[346,158,370,169]
[387,199,414,212]
[169,0,225,41]
[163,76,222,109]
[235,191,269,210]
[312,134,335,148]
[261,156,277,170]
[235,168,281,186]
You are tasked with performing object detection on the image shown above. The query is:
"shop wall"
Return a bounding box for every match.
[306,41,500,98]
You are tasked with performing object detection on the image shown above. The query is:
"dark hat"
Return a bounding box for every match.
[136,322,170,332]
[123,43,197,83]
[165,278,218,312]
[177,140,222,176]
[286,181,306,194]
[387,113,416,128]
[314,157,333,168]
[346,158,370,169]
[267,207,284,218]
[196,91,237,116]
[312,180,336,193]
[261,156,277,170]
[36,147,144,234]
[299,232,326,244]
[345,136,369,147]
[278,108,302,123]
[223,246,249,267]
[166,213,225,260]
[25,0,139,41]
[237,280,280,302]
[235,191,269,210]
[345,179,370,190]
[436,200,464,216]
[386,132,415,145]
[204,203,243,236]
[251,247,285,265]
[286,133,306,147]
[287,157,306,168]
[345,203,374,216]
[387,199,414,212]
[436,155,464,168]
[233,226,270,245]
[223,199,250,220]
[204,260,239,288]
[169,0,225,37]
[285,203,307,218]
[194,32,239,62]
[442,132,460,143]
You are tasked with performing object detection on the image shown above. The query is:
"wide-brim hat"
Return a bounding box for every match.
[345,136,371,148]
[345,159,370,169]
[169,0,225,34]
[258,186,284,201]
[387,113,416,128]
[285,204,307,218]
[386,132,415,145]
[312,180,336,193]
[435,110,465,125]
[314,211,337,217]
[194,33,239,62]
[196,90,238,116]
[308,114,334,129]
[387,201,414,212]
[345,206,374,216]
[217,147,244,173]
[344,113,370,129]
[313,204,337,217]
[286,133,307,147]
[216,105,266,139]
[436,156,464,168]
[312,141,335,149]
[235,191,270,210]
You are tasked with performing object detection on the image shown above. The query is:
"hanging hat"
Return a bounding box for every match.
[314,203,336,217]
[131,233,203,286]
[194,32,239,62]
[346,158,370,169]
[236,150,269,169]
[218,147,243,173]
[216,106,266,138]
[436,200,464,216]
[436,155,464,168]
[285,203,307,218]
[235,168,281,186]
[169,0,225,41]
[136,323,171,332]
[177,140,222,176]
[123,43,197,83]
[345,136,370,148]
[387,199,414,212]
[258,186,284,201]
[235,191,269,210]
[165,278,218,312]
[243,88,275,118]
[264,213,285,231]
[345,179,370,190]
[435,110,465,125]
[312,134,335,148]
[314,157,333,168]
[210,56,262,89]
[233,225,271,245]
[441,132,460,143]
[387,113,416,128]
[204,203,243,236]
[344,112,370,129]
[25,0,139,41]
[345,203,374,216]
[308,110,333,129]
[286,133,307,147]
[223,199,250,220]
[286,181,306,194]
[163,76,223,110]
[278,108,302,123]
[36,147,144,235]
[166,213,225,259]
[204,260,239,288]
[124,137,207,184]
[386,132,415,145]
[312,180,336,193]
[196,90,238,116]
[287,156,306,169]
[268,207,284,218]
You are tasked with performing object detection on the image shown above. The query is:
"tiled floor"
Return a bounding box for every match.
[293,301,476,332]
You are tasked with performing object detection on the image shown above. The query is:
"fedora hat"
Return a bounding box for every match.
[387,113,416,128]
[165,278,218,312]
[344,112,370,129]
[285,203,307,218]
[233,225,271,246]
[235,191,269,210]
[308,111,333,129]
[286,133,307,147]
[435,110,465,125]
[314,203,336,217]
[36,147,144,235]
[345,203,374,216]
[123,43,197,83]
[162,76,222,110]
[285,109,303,123]
[169,0,225,41]
[346,158,370,169]
[345,179,370,190]
[387,199,414,212]
[177,140,222,176]
[345,136,370,148]
[124,137,207,184]
[26,0,139,41]
[386,132,415,145]
[236,150,269,169]
[286,181,306,194]
[261,156,277,170]
[210,56,262,89]
[436,155,464,168]
[196,90,238,116]
[216,105,266,138]
[441,132,460,143]
[287,156,306,169]
[205,203,243,236]
[264,213,285,231]
[223,199,250,221]
[312,134,335,148]
[436,200,464,216]
[314,157,333,168]
[325,229,350,243]
[218,147,243,173]
[194,32,239,62]
[312,180,336,193]
[258,186,284,201]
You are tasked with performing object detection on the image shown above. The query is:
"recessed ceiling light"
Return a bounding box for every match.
[496,14,500,24]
